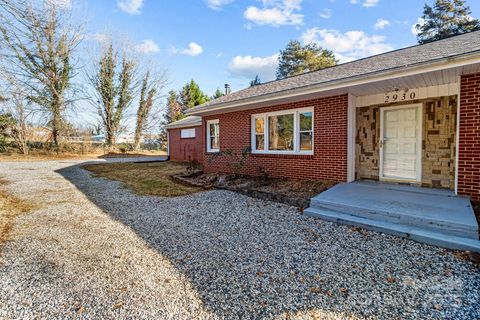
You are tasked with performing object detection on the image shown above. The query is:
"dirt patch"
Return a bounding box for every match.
[82,162,202,197]
[0,189,36,259]
[173,172,335,208]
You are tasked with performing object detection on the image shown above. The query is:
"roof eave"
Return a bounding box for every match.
[164,122,202,130]
[186,51,480,116]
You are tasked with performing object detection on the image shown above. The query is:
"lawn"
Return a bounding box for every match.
[82,161,202,197]
[0,184,35,256]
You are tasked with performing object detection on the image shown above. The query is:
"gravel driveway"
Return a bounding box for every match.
[0,160,479,319]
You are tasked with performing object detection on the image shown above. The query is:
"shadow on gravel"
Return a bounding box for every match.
[56,163,480,319]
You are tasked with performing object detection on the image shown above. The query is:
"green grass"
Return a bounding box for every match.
[82,162,201,197]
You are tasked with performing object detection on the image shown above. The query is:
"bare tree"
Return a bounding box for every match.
[133,69,166,151]
[0,0,82,150]
[6,91,30,155]
[89,42,136,146]
[0,71,33,154]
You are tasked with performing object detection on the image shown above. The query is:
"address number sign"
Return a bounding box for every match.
[384,89,419,104]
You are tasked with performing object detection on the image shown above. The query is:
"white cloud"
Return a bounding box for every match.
[205,0,234,10]
[171,42,204,56]
[135,39,160,54]
[374,18,390,30]
[350,0,379,7]
[319,8,332,19]
[363,0,379,7]
[117,0,144,15]
[228,54,279,81]
[244,0,304,27]
[300,28,393,63]
[411,17,425,36]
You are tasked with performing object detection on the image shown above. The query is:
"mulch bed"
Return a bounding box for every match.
[171,172,336,208]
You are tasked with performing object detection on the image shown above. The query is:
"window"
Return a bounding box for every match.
[254,117,265,150]
[299,111,313,151]
[251,108,313,155]
[181,128,196,138]
[207,119,219,152]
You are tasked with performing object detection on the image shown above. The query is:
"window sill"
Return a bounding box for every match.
[251,152,314,159]
[206,149,220,154]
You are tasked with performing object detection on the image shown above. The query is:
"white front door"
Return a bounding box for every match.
[379,104,422,182]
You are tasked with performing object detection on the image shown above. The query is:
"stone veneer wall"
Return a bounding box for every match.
[355,95,457,189]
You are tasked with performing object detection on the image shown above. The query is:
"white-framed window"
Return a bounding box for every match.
[180,128,196,138]
[206,119,219,152]
[251,107,313,155]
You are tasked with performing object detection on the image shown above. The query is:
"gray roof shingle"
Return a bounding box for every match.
[188,31,480,114]
[164,116,202,129]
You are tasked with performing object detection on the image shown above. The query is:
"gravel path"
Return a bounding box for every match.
[0,160,478,319]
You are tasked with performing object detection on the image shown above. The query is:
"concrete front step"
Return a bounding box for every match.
[310,182,479,240]
[310,199,479,239]
[304,206,480,253]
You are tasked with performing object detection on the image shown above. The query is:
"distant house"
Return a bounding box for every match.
[91,134,106,143]
[164,116,203,163]
[26,126,52,143]
[167,31,480,201]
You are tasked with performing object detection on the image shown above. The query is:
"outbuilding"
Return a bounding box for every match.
[165,116,203,163]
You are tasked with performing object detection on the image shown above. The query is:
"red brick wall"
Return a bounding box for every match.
[168,126,203,163]
[202,94,348,182]
[458,73,480,201]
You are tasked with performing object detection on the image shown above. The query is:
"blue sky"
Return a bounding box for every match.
[62,0,480,128]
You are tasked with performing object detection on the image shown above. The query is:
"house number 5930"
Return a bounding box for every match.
[384,90,416,103]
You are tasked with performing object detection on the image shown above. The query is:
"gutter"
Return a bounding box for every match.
[186,51,480,116]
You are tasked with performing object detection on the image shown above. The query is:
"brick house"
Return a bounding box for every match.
[168,32,480,201]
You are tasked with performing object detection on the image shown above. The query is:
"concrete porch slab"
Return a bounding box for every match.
[305,181,480,252]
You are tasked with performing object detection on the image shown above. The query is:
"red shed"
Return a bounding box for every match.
[165,116,203,163]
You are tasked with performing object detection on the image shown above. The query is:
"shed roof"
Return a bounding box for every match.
[164,116,202,129]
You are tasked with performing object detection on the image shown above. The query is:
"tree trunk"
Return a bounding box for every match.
[133,126,142,151]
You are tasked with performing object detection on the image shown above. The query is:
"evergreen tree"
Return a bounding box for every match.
[416,0,480,44]
[178,79,209,112]
[276,40,337,80]
[212,88,224,99]
[164,90,182,124]
[250,75,262,87]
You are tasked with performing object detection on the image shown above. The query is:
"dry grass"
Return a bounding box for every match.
[82,162,202,197]
[0,187,36,258]
[0,150,166,162]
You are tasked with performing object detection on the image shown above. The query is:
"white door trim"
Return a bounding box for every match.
[379,103,423,183]
[347,93,356,182]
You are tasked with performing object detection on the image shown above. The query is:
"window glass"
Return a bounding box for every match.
[255,117,264,134]
[299,112,312,131]
[208,121,219,151]
[300,132,312,150]
[181,128,195,138]
[299,111,313,151]
[210,136,219,149]
[254,117,264,150]
[255,135,264,150]
[268,113,294,151]
[209,122,218,137]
